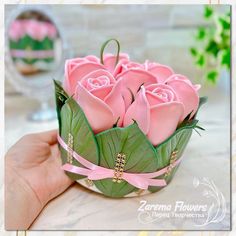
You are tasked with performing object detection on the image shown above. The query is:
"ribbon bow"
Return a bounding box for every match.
[58,135,182,190]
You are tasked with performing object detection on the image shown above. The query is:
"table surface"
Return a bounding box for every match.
[4,85,231,231]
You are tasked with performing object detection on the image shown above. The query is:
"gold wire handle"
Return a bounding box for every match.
[113,153,126,183]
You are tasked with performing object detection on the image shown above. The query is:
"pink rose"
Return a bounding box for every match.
[63,53,129,95]
[75,69,125,133]
[116,69,157,108]
[124,84,184,146]
[144,60,174,83]
[165,74,200,120]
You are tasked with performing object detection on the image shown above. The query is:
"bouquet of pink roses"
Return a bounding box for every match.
[54,39,206,198]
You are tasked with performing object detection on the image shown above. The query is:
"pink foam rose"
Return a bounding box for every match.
[144,60,174,83]
[124,84,184,146]
[75,69,125,133]
[63,53,130,95]
[64,56,105,95]
[116,69,158,109]
[165,74,200,120]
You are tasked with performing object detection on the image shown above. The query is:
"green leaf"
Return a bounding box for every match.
[196,27,206,40]
[94,123,158,198]
[204,6,214,19]
[190,47,198,57]
[149,120,197,192]
[54,80,69,134]
[196,54,205,67]
[221,48,230,70]
[218,16,230,30]
[60,97,99,180]
[205,40,219,58]
[206,70,218,84]
[199,96,208,108]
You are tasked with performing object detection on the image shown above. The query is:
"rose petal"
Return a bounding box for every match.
[123,86,150,134]
[148,64,174,83]
[103,53,129,74]
[85,55,100,63]
[80,69,116,87]
[76,83,115,133]
[195,84,201,91]
[105,79,125,126]
[166,79,199,120]
[90,86,113,100]
[148,102,184,146]
[64,62,105,95]
[117,69,157,108]
[146,91,166,106]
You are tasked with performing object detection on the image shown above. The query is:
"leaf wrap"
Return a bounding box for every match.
[54,80,203,197]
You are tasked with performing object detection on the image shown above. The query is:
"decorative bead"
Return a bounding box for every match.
[113,152,126,183]
[85,179,94,187]
[67,133,74,164]
[164,149,178,177]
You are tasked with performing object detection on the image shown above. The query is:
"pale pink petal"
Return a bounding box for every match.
[64,62,104,95]
[148,102,184,146]
[146,91,165,106]
[165,74,190,84]
[166,79,199,120]
[123,86,150,134]
[80,69,116,87]
[76,83,115,133]
[113,58,129,77]
[103,53,129,73]
[148,65,174,83]
[90,86,113,100]
[85,55,100,63]
[117,69,157,108]
[145,84,177,102]
[194,84,201,91]
[104,79,125,126]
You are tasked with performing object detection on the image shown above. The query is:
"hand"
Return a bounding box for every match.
[5,130,74,229]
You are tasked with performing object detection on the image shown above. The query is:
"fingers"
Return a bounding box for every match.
[37,129,58,145]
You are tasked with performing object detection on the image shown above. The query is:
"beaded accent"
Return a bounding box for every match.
[85,179,94,187]
[67,133,74,164]
[164,149,178,177]
[113,153,126,183]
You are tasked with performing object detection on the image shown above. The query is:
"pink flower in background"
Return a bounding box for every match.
[75,70,125,133]
[8,20,23,41]
[24,19,48,41]
[8,19,57,42]
[124,84,184,146]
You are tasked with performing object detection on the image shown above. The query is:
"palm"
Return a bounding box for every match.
[6,130,73,206]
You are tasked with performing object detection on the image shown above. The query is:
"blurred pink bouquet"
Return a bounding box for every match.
[63,41,200,146]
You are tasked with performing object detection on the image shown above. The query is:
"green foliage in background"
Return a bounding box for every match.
[190,6,230,84]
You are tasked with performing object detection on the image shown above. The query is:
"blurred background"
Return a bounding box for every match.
[4,4,231,230]
[4,3,230,153]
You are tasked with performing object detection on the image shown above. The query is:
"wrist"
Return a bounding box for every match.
[5,165,43,229]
